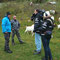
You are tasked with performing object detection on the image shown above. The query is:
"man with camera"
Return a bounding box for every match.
[31,9,44,55]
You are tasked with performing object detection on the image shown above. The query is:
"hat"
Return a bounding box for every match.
[43,11,50,17]
[6,12,11,16]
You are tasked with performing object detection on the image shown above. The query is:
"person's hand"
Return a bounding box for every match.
[5,32,8,34]
[12,29,14,30]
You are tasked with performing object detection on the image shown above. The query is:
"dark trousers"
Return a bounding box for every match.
[4,32,11,50]
[41,35,52,60]
[12,30,21,43]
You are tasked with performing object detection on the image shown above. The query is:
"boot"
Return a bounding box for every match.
[20,40,24,44]
[4,49,13,53]
[6,50,13,53]
[33,51,41,55]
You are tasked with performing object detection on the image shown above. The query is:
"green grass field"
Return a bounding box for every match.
[0,1,60,60]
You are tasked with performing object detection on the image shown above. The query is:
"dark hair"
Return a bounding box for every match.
[35,9,40,13]
[6,12,11,16]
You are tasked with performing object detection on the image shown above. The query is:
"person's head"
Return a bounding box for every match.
[13,15,16,20]
[34,9,39,14]
[6,12,11,18]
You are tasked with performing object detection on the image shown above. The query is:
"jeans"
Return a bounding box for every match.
[35,33,41,52]
[41,35,52,60]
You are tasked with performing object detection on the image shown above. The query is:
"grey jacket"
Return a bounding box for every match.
[11,19,20,30]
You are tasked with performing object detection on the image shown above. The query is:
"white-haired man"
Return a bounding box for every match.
[11,16,24,45]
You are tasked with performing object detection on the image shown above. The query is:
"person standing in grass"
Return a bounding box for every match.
[11,16,24,45]
[31,9,44,55]
[38,12,54,60]
[2,12,12,53]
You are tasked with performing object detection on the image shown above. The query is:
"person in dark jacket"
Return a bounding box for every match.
[38,12,54,60]
[31,9,44,55]
[11,16,24,45]
[2,12,12,53]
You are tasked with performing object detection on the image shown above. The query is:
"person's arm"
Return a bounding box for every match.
[2,18,7,33]
[18,22,20,29]
[11,20,14,30]
[38,21,47,32]
[44,16,51,19]
[33,15,40,32]
[11,20,13,25]
[17,21,20,29]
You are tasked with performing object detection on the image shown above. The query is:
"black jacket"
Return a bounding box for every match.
[38,18,54,35]
[33,13,43,33]
[11,19,20,30]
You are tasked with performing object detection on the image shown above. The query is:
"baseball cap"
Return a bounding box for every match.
[6,12,11,16]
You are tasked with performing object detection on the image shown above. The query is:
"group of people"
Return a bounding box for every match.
[1,9,54,60]
[31,9,54,60]
[2,12,24,53]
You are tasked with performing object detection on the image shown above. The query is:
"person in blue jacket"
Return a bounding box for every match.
[2,12,12,53]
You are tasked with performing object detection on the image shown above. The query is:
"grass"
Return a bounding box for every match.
[0,1,60,60]
[0,22,60,60]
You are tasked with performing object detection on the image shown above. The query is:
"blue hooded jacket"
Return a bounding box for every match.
[2,16,11,33]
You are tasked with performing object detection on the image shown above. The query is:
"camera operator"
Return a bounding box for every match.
[31,9,44,55]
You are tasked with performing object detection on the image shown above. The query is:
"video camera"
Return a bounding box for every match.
[31,9,45,21]
[31,13,36,21]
